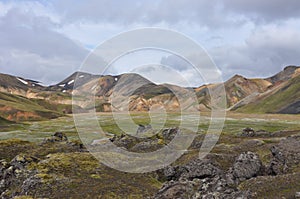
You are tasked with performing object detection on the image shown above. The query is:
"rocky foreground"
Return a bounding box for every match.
[0,127,300,198]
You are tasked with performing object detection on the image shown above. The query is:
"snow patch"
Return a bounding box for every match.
[68,80,74,85]
[62,90,67,93]
[91,85,97,90]
[79,75,84,78]
[59,84,65,87]
[16,77,28,85]
[114,77,118,81]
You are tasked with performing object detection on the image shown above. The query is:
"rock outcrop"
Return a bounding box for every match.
[154,153,260,199]
[268,136,300,175]
[227,152,264,184]
[0,154,39,198]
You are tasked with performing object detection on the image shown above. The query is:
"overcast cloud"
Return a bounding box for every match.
[0,0,300,86]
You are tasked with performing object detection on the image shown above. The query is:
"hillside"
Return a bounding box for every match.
[194,75,272,109]
[224,75,272,107]
[0,65,299,116]
[0,73,44,96]
[0,92,68,122]
[47,71,101,92]
[0,116,14,125]
[266,65,300,84]
[236,74,300,114]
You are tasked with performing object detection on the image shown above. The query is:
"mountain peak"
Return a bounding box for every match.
[283,65,299,71]
[266,65,300,84]
[226,74,247,83]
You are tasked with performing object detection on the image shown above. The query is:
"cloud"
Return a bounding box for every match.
[161,55,190,71]
[211,20,300,79]
[132,64,205,87]
[51,0,300,28]
[0,0,300,87]
[0,4,89,85]
[224,0,300,22]
[52,0,244,29]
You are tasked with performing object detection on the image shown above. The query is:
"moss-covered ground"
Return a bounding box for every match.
[0,112,300,198]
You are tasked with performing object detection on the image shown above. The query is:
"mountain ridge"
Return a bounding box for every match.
[0,65,299,120]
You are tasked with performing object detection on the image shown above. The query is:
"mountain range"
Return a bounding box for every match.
[0,65,299,122]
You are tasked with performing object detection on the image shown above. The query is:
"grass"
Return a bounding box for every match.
[237,75,300,113]
[0,145,162,198]
[239,172,300,198]
[1,112,300,198]
[24,152,162,198]
[0,92,63,121]
[0,116,14,125]
[1,112,299,143]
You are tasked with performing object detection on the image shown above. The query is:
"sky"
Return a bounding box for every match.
[0,0,300,86]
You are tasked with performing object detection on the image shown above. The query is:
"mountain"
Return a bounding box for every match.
[266,65,300,84]
[0,73,44,96]
[0,91,64,122]
[224,75,272,107]
[0,65,299,119]
[194,75,272,109]
[235,72,300,114]
[47,71,101,92]
[0,116,14,125]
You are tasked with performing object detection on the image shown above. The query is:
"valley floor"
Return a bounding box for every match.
[0,112,300,198]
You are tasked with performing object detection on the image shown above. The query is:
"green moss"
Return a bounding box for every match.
[90,174,101,179]
[0,139,35,161]
[35,173,54,183]
[237,75,300,113]
[13,196,34,199]
[239,173,300,198]
[157,138,165,145]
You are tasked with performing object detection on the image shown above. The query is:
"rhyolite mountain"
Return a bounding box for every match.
[0,65,299,122]
[0,73,44,96]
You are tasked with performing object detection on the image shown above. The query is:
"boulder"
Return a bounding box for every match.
[52,132,68,141]
[181,159,223,180]
[153,179,198,199]
[241,127,255,137]
[0,154,38,198]
[130,139,161,152]
[136,124,153,135]
[268,136,300,175]
[161,128,178,142]
[43,132,68,143]
[111,134,138,149]
[240,128,270,137]
[155,157,252,198]
[227,152,263,183]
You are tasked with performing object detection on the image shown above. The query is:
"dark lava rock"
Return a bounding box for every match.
[19,175,41,196]
[130,139,162,152]
[10,154,38,170]
[0,154,38,198]
[154,179,199,199]
[158,158,222,182]
[227,152,263,183]
[111,134,139,149]
[240,128,270,137]
[268,136,300,175]
[136,124,153,135]
[161,128,179,142]
[112,127,182,152]
[43,132,68,143]
[181,159,223,180]
[241,127,255,137]
[155,157,252,199]
[189,134,205,149]
[53,132,68,141]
